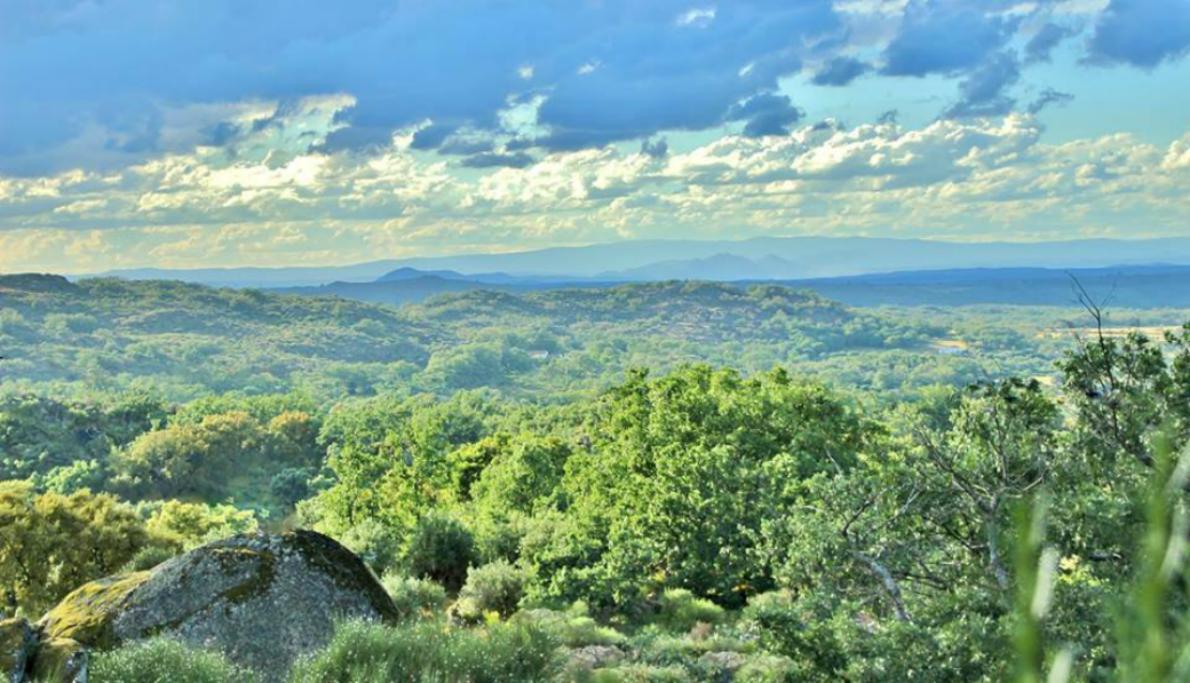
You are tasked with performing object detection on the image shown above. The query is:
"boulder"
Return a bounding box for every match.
[39,530,397,681]
[0,618,36,683]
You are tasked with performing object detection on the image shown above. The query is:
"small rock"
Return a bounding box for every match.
[0,618,36,683]
[29,638,88,683]
[567,644,625,671]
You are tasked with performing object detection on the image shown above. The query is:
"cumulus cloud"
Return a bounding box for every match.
[6,110,1188,273]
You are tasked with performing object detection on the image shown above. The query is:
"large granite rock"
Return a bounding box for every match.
[39,530,397,681]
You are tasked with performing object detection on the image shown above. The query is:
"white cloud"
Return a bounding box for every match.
[675,7,716,28]
[1,111,1187,272]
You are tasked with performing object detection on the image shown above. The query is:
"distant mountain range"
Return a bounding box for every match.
[275,263,1190,309]
[89,236,1190,288]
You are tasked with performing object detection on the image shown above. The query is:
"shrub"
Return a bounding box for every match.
[457,559,525,619]
[90,638,253,683]
[380,573,447,619]
[735,655,798,682]
[339,519,402,573]
[402,513,477,592]
[121,544,178,572]
[655,589,725,632]
[584,664,691,682]
[513,603,626,648]
[289,619,561,683]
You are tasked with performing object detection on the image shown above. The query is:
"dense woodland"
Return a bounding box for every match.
[3,274,1190,681]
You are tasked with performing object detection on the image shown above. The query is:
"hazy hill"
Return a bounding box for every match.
[0,275,937,399]
[265,263,1190,309]
[87,236,1190,287]
[782,264,1190,308]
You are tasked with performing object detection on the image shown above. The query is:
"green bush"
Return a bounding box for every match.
[584,664,691,682]
[457,559,525,619]
[289,619,561,683]
[402,513,477,592]
[380,573,447,619]
[120,544,178,572]
[339,519,402,573]
[512,603,626,647]
[654,589,725,632]
[734,655,798,682]
[91,638,253,683]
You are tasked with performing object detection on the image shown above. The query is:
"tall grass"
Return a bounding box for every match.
[90,638,254,683]
[1013,431,1189,682]
[288,619,561,683]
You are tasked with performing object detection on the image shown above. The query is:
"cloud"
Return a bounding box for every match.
[1088,0,1190,67]
[676,7,717,27]
[460,152,536,168]
[1027,87,1075,113]
[811,57,872,85]
[725,93,803,137]
[0,0,842,173]
[1025,22,1072,62]
[943,52,1021,118]
[881,1,1016,76]
[3,113,1188,272]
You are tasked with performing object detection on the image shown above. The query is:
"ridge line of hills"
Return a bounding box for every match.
[84,235,1190,288]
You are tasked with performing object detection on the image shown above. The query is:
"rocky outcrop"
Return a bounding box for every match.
[39,530,397,681]
[0,619,36,683]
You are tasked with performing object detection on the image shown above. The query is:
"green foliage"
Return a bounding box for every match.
[90,637,255,683]
[457,560,526,619]
[288,619,561,683]
[379,574,447,620]
[143,500,258,550]
[0,482,159,615]
[121,544,178,572]
[402,513,477,592]
[653,589,724,632]
[338,520,403,574]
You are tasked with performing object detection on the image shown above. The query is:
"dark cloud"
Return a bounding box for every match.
[1025,23,1071,63]
[725,93,803,137]
[640,138,669,158]
[1088,0,1190,67]
[439,138,494,155]
[410,123,460,151]
[460,151,536,168]
[1027,87,1074,114]
[0,0,842,173]
[811,57,871,86]
[881,1,1015,76]
[943,52,1020,118]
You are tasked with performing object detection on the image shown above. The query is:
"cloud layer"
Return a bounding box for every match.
[0,0,1187,270]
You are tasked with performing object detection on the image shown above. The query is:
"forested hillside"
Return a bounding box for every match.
[3,270,1190,680]
[6,274,1180,403]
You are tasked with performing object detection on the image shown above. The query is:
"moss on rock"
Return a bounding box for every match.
[39,572,151,649]
[35,530,397,682]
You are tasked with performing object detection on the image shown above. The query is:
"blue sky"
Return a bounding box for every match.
[0,0,1188,271]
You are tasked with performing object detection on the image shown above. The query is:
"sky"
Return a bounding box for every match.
[1,0,1188,272]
